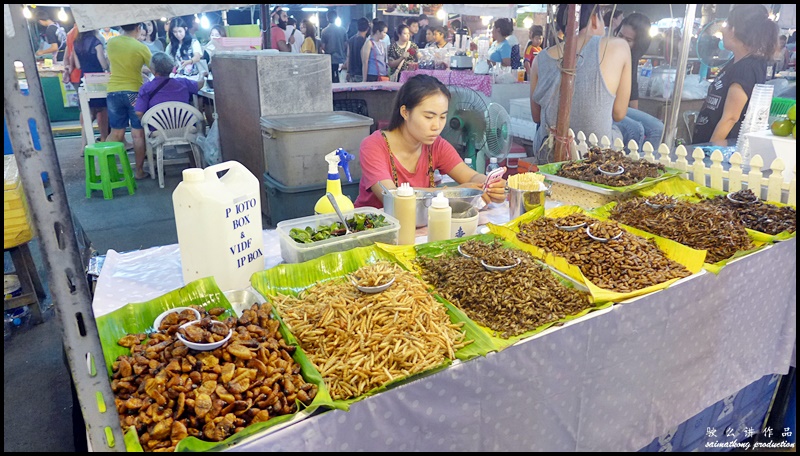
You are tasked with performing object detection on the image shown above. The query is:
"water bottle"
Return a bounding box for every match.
[485,157,500,175]
[465,158,474,170]
[640,59,653,97]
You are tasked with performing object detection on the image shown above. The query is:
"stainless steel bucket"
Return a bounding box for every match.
[383,187,483,227]
[508,188,546,220]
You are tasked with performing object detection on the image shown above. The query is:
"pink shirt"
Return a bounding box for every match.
[354,130,463,209]
[271,25,286,50]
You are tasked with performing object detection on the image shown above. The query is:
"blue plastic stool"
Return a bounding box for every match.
[84,142,136,199]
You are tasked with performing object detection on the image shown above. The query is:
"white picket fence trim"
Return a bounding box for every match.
[565,129,796,206]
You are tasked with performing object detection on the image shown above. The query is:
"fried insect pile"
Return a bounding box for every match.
[557,147,666,186]
[517,214,692,292]
[417,239,591,339]
[700,189,796,236]
[271,261,470,401]
[611,195,754,263]
[111,303,316,452]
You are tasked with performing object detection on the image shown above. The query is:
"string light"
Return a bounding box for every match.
[22,5,32,19]
[523,17,533,29]
[57,7,68,22]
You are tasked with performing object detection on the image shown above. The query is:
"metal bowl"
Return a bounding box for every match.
[598,164,624,176]
[223,289,261,318]
[586,224,623,243]
[383,187,483,228]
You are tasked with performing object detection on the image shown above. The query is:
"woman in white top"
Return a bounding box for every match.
[165,18,203,80]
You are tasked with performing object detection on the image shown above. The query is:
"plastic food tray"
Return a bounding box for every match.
[277,207,400,264]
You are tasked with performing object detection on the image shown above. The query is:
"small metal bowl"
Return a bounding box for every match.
[598,164,625,176]
[481,258,521,272]
[177,320,232,351]
[351,276,396,294]
[644,198,676,210]
[726,193,758,205]
[555,221,587,231]
[457,244,474,258]
[586,224,623,243]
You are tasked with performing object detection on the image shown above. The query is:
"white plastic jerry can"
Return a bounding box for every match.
[172,161,264,291]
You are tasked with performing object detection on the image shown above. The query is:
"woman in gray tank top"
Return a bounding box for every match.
[529,4,632,161]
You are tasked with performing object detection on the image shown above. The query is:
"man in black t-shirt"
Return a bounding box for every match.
[413,14,430,49]
[344,17,370,82]
[692,56,767,145]
[34,9,65,61]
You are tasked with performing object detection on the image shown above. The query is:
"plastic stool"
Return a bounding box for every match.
[84,142,136,199]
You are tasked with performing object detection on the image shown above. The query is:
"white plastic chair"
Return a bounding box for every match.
[141,101,205,188]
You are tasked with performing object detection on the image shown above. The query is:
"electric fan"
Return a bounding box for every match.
[696,18,733,79]
[485,102,513,168]
[440,86,488,170]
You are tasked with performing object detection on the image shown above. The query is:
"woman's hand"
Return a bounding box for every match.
[457,180,507,204]
[484,178,507,203]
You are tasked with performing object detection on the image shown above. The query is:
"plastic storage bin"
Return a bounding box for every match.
[277,207,400,264]
[4,155,35,249]
[260,111,373,187]
[263,173,361,227]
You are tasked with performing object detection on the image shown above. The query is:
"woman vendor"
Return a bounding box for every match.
[354,74,506,209]
[692,4,778,146]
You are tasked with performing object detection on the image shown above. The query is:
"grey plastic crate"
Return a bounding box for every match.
[260,111,372,187]
[262,172,361,228]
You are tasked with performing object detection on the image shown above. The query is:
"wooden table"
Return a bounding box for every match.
[4,243,47,325]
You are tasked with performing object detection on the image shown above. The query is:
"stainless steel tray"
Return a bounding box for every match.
[539,172,628,196]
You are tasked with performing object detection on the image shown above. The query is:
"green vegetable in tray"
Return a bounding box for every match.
[290,214,389,244]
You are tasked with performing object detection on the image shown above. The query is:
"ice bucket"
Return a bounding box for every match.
[508,188,546,221]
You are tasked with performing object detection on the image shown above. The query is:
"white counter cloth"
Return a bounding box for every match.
[91,205,796,451]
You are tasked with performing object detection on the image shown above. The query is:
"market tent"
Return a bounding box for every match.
[446,4,518,19]
[70,4,252,31]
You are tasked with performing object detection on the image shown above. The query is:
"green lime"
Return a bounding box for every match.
[788,105,796,123]
[771,119,793,137]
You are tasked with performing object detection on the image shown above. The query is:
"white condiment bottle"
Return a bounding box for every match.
[395,183,417,245]
[427,192,452,242]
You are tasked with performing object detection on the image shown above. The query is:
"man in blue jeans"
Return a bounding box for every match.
[105,23,152,179]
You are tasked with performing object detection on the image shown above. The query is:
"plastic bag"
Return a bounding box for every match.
[195,119,222,166]
[681,74,710,100]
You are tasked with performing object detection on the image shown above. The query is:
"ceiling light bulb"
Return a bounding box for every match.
[58,7,68,22]
[481,16,492,26]
[160,17,167,22]
[200,14,211,30]
[649,25,660,37]
[437,9,447,22]
[334,17,341,27]
[309,15,319,25]
[23,5,32,19]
